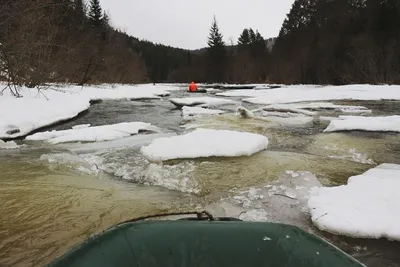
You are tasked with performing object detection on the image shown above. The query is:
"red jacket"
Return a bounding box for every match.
[189,82,198,92]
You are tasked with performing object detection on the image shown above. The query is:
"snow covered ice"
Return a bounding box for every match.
[308,163,400,241]
[26,122,160,144]
[0,83,176,140]
[181,106,225,119]
[169,96,239,108]
[324,115,400,133]
[140,128,269,162]
[0,94,90,139]
[259,102,371,115]
[237,85,400,105]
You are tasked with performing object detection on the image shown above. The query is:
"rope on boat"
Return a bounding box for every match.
[116,210,215,225]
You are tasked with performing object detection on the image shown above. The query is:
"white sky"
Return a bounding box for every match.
[98,0,294,50]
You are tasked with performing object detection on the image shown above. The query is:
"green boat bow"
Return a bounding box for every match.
[47,212,365,267]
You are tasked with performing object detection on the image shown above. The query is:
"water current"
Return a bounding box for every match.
[1,85,400,266]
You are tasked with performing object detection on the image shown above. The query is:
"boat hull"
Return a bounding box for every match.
[47,220,364,267]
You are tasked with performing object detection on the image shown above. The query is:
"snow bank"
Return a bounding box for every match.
[64,84,174,101]
[181,106,225,117]
[0,94,90,139]
[324,115,400,133]
[0,83,176,140]
[169,97,238,108]
[308,164,400,241]
[241,85,400,105]
[140,128,269,162]
[26,122,159,144]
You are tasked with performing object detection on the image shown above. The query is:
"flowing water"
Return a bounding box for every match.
[1,87,400,266]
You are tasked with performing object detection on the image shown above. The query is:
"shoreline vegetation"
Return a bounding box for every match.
[2,0,400,92]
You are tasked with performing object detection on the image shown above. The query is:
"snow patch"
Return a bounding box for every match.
[308,163,400,241]
[324,115,400,133]
[0,83,177,140]
[0,94,90,139]
[169,97,238,108]
[242,85,400,105]
[140,128,269,162]
[26,122,160,144]
[264,102,371,113]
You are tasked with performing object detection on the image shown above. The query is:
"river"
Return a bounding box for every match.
[1,86,399,266]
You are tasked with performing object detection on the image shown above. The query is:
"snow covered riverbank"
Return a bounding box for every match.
[0,84,176,139]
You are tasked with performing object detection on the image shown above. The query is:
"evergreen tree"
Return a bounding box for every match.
[88,0,103,28]
[248,28,256,43]
[206,16,226,82]
[207,16,225,49]
[102,11,110,29]
[238,29,250,45]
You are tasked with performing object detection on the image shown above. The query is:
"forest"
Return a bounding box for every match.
[1,0,399,88]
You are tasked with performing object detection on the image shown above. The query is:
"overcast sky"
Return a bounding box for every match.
[98,0,294,50]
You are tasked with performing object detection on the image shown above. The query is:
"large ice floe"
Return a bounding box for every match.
[324,115,400,133]
[169,97,239,108]
[0,93,89,139]
[223,85,400,105]
[140,128,269,162]
[308,163,400,241]
[258,102,371,115]
[26,122,160,144]
[0,83,176,139]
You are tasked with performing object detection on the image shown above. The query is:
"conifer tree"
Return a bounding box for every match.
[206,16,226,82]
[207,16,225,49]
[238,29,250,45]
[88,0,103,28]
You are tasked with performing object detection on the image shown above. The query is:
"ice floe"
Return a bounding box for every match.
[240,85,400,105]
[308,163,400,241]
[169,97,239,108]
[140,128,269,162]
[26,122,160,144]
[324,115,400,133]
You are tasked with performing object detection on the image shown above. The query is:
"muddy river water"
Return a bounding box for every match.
[1,87,400,266]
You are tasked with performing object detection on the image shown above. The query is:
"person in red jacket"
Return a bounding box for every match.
[188,81,198,92]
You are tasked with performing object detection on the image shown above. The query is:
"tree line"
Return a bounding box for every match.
[269,0,400,85]
[0,0,149,95]
[1,0,399,90]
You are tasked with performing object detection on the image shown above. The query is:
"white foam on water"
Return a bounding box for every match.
[323,145,375,165]
[40,147,200,194]
[0,140,20,149]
